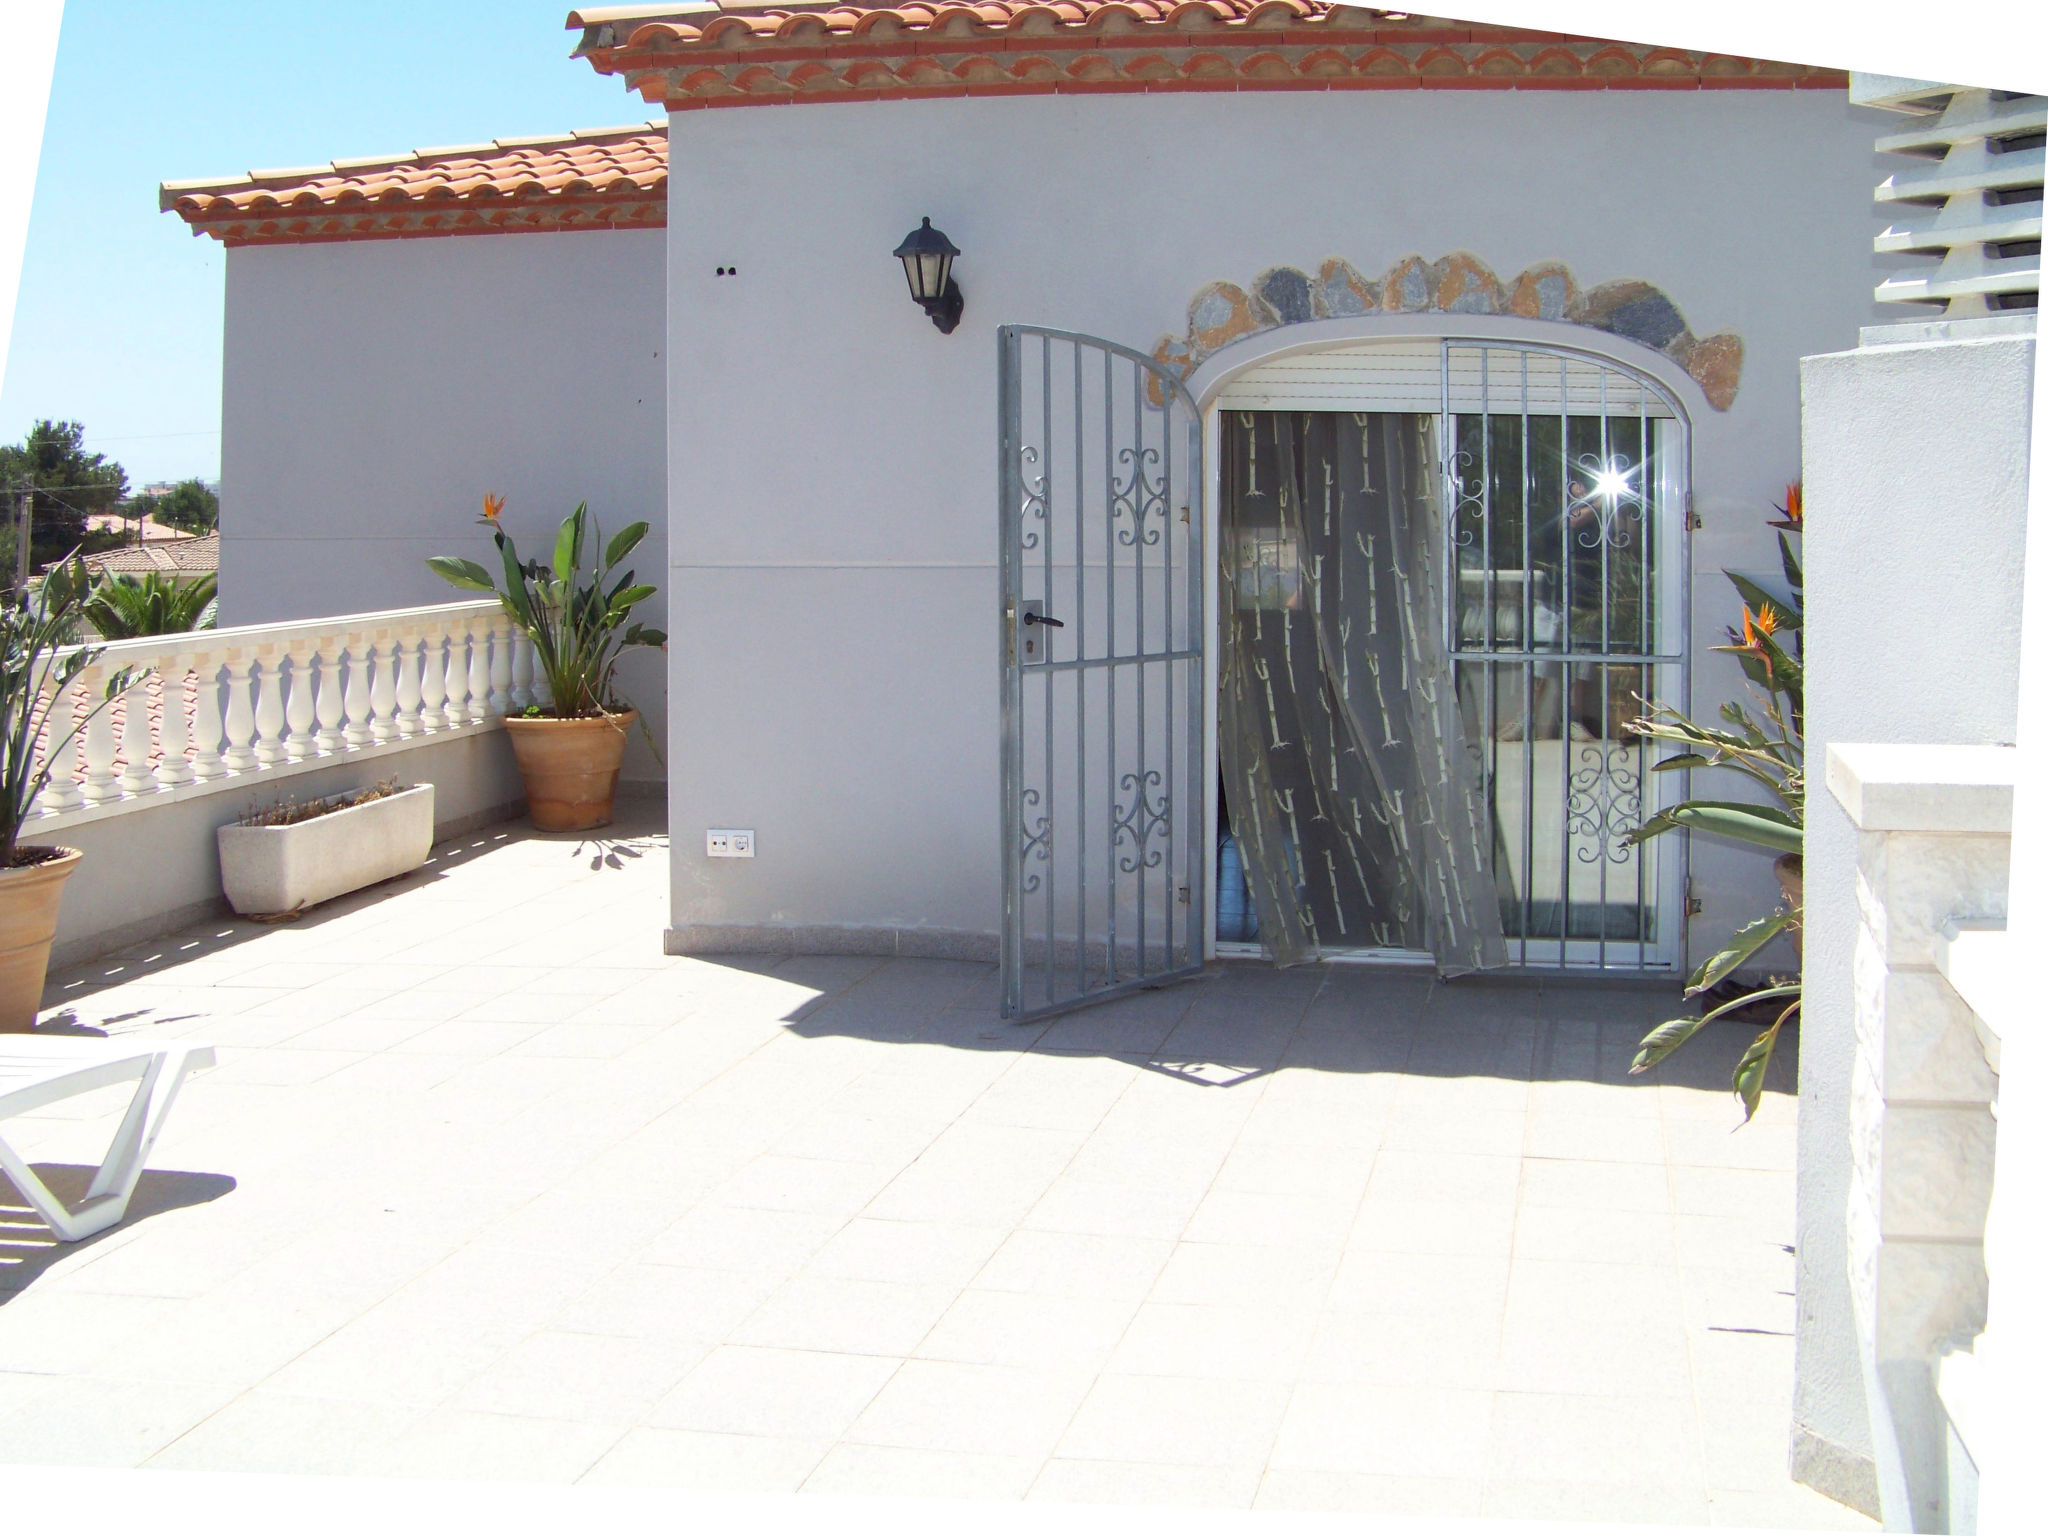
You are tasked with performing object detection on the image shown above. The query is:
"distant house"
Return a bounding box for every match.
[71,531,218,582]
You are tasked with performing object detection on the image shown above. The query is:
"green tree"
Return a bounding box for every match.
[151,478,219,534]
[0,420,130,575]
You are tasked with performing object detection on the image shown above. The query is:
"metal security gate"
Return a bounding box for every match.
[998,327,1206,1021]
[1440,340,1690,972]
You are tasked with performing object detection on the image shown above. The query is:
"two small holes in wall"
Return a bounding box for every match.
[714,265,739,277]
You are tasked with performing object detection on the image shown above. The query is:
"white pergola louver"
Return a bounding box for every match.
[1855,75,2043,336]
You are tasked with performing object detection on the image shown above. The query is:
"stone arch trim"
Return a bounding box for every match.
[1151,254,1743,410]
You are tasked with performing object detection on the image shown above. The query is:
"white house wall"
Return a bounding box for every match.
[219,229,669,783]
[664,87,1886,953]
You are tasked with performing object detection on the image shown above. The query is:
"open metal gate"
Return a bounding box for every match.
[998,327,1206,1021]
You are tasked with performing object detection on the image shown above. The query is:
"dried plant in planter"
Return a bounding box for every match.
[236,777,408,829]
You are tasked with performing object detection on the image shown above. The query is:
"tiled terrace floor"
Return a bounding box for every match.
[4,811,1866,1527]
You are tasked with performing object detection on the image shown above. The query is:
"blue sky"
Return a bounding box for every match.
[0,2,638,487]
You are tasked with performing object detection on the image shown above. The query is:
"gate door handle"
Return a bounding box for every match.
[1023,612,1065,628]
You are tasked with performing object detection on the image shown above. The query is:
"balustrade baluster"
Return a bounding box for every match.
[221,659,258,772]
[156,666,194,785]
[394,633,424,735]
[342,644,373,748]
[488,618,513,716]
[251,655,287,765]
[509,629,534,711]
[443,627,469,726]
[467,620,491,723]
[81,665,123,801]
[117,668,157,794]
[313,646,345,752]
[284,646,317,760]
[191,660,228,779]
[419,630,447,731]
[35,679,86,813]
[368,640,398,742]
[530,642,554,713]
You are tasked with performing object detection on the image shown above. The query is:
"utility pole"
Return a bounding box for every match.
[11,481,28,593]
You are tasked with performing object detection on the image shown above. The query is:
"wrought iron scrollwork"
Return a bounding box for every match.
[1018,444,1048,551]
[1111,444,1168,548]
[1019,787,1050,893]
[1566,451,1645,550]
[1448,448,1484,550]
[1112,769,1171,874]
[1567,742,1643,865]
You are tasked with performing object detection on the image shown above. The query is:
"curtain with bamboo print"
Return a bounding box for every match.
[1219,410,1507,974]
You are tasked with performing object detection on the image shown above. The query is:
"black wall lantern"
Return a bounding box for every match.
[893,217,963,335]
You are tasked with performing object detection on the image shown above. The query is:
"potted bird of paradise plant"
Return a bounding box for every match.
[1624,485,1804,1121]
[429,495,664,832]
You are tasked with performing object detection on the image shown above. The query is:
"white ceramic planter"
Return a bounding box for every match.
[217,783,435,917]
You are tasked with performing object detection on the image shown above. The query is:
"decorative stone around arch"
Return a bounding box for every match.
[1151,253,1744,411]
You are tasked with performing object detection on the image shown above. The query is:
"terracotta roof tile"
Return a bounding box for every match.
[75,533,219,577]
[565,3,1846,107]
[163,122,667,247]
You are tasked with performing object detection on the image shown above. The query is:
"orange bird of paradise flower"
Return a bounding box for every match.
[1771,483,1803,529]
[481,492,505,525]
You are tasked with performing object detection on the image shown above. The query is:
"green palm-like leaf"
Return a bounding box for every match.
[553,503,587,583]
[427,556,496,593]
[603,521,648,571]
[1685,909,1797,996]
[1728,573,1803,632]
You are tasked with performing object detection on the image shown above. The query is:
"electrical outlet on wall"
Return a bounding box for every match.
[707,829,755,858]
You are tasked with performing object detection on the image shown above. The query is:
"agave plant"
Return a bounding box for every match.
[82,569,218,638]
[2,561,136,865]
[1625,486,1804,1121]
[427,496,664,719]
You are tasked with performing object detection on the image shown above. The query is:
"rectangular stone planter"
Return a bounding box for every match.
[217,783,435,917]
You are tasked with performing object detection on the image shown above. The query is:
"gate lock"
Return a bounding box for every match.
[1017,600,1064,665]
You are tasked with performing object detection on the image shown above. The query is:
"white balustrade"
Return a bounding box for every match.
[25,599,512,827]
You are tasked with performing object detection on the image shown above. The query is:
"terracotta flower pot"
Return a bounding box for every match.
[503,711,635,832]
[0,846,82,1033]
[1776,852,1804,960]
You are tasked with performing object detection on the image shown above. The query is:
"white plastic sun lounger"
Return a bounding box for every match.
[0,1036,215,1242]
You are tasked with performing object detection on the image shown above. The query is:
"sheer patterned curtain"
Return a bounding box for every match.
[1219,410,1507,975]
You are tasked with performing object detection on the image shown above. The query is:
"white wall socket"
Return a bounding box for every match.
[707,828,755,858]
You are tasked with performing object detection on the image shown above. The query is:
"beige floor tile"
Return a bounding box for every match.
[0,1374,247,1466]
[1523,1111,1670,1164]
[1271,1383,1495,1480]
[1484,1478,1713,1523]
[731,1274,958,1356]
[1027,1456,1262,1508]
[450,1330,705,1424]
[1514,1202,1681,1266]
[1346,1194,1517,1258]
[803,1442,1042,1499]
[639,1204,844,1273]
[1055,1374,1289,1469]
[845,1358,1094,1458]
[365,1408,624,1482]
[1327,1249,1511,1316]
[1181,1187,1362,1254]
[1303,1308,1502,1391]
[1707,1484,1878,1529]
[580,1426,831,1490]
[1023,1177,1204,1240]
[644,1345,899,1438]
[711,1155,896,1218]
[1105,1302,1315,1382]
[145,1389,423,1474]
[915,1287,1138,1369]
[1151,1241,1338,1310]
[802,1218,1007,1289]
[1367,1150,1522,1206]
[1253,1468,1486,1516]
[1485,1391,1705,1486]
[971,1227,1173,1301]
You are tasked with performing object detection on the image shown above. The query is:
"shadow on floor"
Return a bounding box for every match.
[44,811,669,1008]
[760,953,1800,1102]
[0,1165,237,1299]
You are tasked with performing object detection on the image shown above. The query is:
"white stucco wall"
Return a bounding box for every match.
[662,87,1886,950]
[1796,335,2036,1518]
[219,229,669,782]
